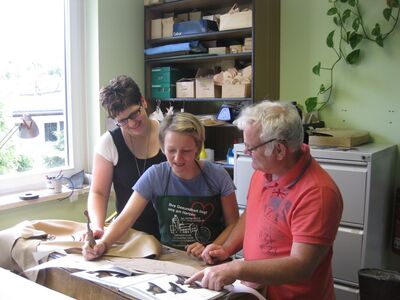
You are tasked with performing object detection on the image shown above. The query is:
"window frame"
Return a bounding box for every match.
[0,0,87,195]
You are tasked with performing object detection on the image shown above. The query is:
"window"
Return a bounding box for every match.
[0,0,86,194]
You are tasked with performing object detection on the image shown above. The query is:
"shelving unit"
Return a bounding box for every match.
[144,0,280,160]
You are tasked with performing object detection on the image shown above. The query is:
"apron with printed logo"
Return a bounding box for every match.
[155,162,224,250]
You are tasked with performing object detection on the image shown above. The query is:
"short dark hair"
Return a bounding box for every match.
[100,75,142,119]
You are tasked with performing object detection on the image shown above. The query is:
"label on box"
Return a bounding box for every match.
[176,78,195,98]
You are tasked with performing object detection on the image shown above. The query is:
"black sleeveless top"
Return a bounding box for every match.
[110,127,165,240]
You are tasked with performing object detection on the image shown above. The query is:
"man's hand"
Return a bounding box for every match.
[184,261,238,291]
[82,239,107,261]
[201,243,230,265]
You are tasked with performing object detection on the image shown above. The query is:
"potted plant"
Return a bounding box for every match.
[303,0,399,125]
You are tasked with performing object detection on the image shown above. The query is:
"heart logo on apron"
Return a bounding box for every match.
[191,201,215,224]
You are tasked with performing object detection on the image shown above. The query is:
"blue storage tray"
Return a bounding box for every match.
[173,20,218,36]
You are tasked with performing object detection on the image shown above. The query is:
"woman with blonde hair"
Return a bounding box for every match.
[83,112,239,260]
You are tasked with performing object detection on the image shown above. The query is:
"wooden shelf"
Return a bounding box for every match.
[145,52,251,65]
[145,0,252,13]
[148,28,252,47]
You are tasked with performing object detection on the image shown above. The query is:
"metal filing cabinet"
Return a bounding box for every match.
[234,143,397,300]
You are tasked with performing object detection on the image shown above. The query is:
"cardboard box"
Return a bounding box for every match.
[308,129,370,147]
[152,67,194,88]
[208,47,229,54]
[161,17,174,38]
[189,11,202,21]
[243,37,253,52]
[151,66,185,85]
[222,83,251,98]
[195,69,221,98]
[229,44,242,53]
[176,13,189,22]
[242,46,252,52]
[176,78,195,98]
[151,83,176,99]
[244,37,253,46]
[151,18,162,39]
[202,15,219,22]
[219,9,252,31]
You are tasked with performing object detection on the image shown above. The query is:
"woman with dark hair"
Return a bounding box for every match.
[87,75,165,240]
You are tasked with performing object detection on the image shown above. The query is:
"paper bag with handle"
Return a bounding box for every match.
[219,3,252,31]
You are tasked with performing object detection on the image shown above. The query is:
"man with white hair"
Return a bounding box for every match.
[186,100,343,300]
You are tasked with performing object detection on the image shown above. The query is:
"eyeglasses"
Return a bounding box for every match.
[244,138,277,154]
[114,107,142,127]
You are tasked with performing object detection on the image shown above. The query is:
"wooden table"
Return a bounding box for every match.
[39,266,263,300]
[36,250,262,300]
[41,267,132,300]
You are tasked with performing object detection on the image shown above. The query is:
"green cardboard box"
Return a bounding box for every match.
[151,83,176,100]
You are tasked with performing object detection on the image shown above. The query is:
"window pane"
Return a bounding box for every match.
[0,0,68,175]
[45,123,58,142]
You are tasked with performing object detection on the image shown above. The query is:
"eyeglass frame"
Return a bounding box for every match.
[244,138,277,154]
[114,106,142,127]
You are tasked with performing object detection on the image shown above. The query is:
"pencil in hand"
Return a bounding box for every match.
[83,210,96,248]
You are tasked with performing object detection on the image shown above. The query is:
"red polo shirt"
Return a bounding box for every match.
[243,144,343,300]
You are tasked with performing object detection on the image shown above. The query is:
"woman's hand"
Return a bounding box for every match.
[82,240,107,261]
[186,242,205,258]
[78,228,104,242]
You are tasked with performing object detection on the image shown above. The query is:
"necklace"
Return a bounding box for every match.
[134,155,147,177]
[130,125,151,177]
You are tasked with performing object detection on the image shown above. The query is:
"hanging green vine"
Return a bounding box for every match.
[305,0,400,113]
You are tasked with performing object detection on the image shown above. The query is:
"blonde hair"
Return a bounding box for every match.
[159,112,205,157]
